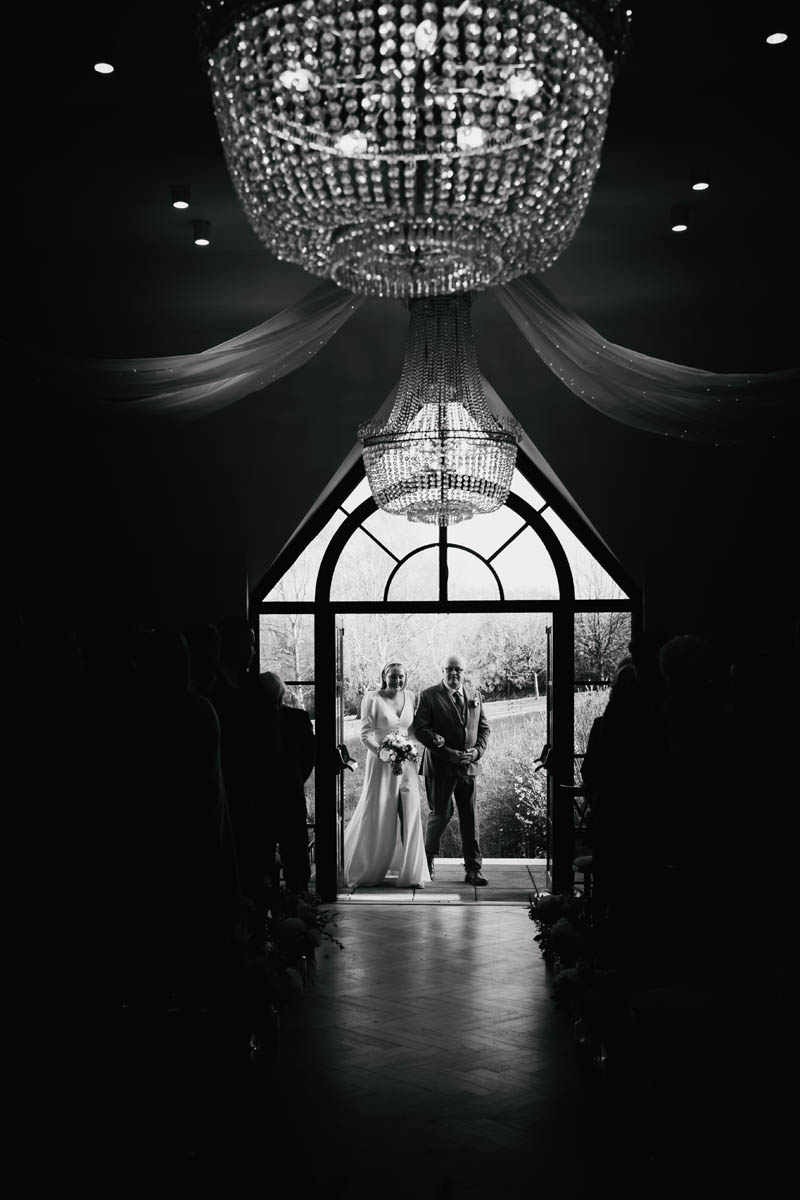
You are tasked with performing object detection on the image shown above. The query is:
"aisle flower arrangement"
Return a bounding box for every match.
[528,890,588,968]
[244,891,344,1066]
[266,889,344,983]
[528,888,624,1073]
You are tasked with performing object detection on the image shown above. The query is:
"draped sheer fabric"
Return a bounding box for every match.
[497,273,799,445]
[24,268,796,442]
[29,281,363,420]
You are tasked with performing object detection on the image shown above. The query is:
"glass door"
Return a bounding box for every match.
[545,622,553,886]
[335,617,346,887]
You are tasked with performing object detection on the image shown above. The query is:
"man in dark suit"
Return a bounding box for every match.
[414,653,491,886]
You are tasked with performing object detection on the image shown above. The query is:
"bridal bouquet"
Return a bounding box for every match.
[378,728,418,775]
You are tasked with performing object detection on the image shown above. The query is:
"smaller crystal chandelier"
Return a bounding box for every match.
[359,293,520,524]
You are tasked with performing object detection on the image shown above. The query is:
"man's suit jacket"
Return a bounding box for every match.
[414,681,490,781]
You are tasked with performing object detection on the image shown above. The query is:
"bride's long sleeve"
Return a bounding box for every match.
[360,693,380,755]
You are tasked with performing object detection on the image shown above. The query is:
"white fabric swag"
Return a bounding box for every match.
[27,271,797,444]
[29,281,363,419]
[497,274,799,445]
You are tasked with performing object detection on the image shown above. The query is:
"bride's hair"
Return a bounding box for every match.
[380,661,405,687]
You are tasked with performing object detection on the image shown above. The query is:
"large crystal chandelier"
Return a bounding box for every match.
[358,294,520,523]
[198,1,631,298]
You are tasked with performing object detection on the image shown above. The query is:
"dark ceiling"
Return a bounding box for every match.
[5,0,795,362]
[4,1,798,625]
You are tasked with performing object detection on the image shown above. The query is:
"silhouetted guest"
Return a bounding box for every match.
[115,628,242,1003]
[658,634,734,868]
[587,630,673,873]
[186,623,222,699]
[260,672,316,893]
[729,639,797,911]
[12,612,92,988]
[654,633,738,982]
[211,619,277,914]
[581,656,637,804]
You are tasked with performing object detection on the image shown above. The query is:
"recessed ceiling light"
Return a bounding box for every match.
[192,219,211,246]
[670,204,689,232]
[93,61,114,74]
[690,166,710,191]
[171,184,191,210]
[766,32,788,44]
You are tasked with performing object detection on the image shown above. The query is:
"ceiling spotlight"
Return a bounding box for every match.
[171,185,191,210]
[765,32,788,44]
[192,219,211,246]
[690,168,710,191]
[93,61,114,74]
[670,205,689,233]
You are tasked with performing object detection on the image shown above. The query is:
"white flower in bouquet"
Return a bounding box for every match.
[377,728,418,775]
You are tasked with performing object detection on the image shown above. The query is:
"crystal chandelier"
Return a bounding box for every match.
[198,1,631,298]
[358,293,520,523]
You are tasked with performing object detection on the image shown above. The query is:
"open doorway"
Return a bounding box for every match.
[337,610,550,866]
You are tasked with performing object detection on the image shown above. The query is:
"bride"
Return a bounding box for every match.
[343,662,431,889]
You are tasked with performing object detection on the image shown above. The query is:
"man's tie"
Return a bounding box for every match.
[453,690,464,719]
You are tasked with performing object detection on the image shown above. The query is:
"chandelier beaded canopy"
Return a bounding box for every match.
[358,294,520,524]
[198,0,632,299]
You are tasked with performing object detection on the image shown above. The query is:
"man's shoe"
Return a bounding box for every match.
[427,856,435,880]
[465,870,488,886]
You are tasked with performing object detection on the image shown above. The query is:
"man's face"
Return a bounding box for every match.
[444,659,466,689]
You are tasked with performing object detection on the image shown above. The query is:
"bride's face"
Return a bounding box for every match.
[384,666,406,692]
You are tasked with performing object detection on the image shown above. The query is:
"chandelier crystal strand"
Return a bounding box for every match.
[198,1,631,299]
[358,294,521,524]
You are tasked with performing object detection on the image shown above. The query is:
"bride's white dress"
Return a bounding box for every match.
[343,690,431,888]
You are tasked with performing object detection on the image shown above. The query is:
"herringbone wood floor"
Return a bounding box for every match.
[274,903,610,1200]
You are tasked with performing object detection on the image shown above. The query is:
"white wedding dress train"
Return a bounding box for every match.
[343,691,431,889]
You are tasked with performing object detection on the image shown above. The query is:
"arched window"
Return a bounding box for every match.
[256,459,640,900]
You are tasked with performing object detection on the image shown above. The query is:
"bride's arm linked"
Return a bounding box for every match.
[360,692,380,755]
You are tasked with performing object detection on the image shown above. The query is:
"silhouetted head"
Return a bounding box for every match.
[659,634,725,698]
[185,624,221,686]
[610,656,637,695]
[628,628,672,688]
[260,670,286,708]
[217,617,255,673]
